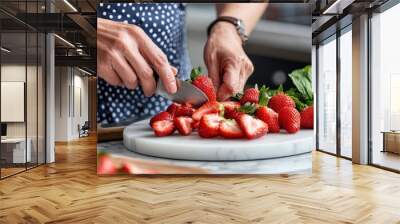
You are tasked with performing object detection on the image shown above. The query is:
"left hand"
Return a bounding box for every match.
[204,22,254,101]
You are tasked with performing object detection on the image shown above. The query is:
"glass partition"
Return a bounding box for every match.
[339,28,352,158]
[317,36,337,155]
[1,30,28,177]
[370,3,400,171]
[0,0,46,179]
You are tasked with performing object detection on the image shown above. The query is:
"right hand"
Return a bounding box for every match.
[97,18,177,96]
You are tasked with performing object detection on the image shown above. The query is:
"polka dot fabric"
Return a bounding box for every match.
[97,3,191,124]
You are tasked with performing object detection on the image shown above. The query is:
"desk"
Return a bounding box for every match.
[1,138,31,163]
[382,131,400,154]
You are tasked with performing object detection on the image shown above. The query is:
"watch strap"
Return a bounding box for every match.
[207,16,248,45]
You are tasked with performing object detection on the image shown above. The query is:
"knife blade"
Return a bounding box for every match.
[155,78,208,107]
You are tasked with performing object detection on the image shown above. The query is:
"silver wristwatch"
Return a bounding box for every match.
[207,16,249,45]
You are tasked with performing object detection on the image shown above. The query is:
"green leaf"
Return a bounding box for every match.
[277,84,284,92]
[286,90,307,111]
[288,65,313,101]
[190,66,203,81]
[238,102,257,115]
[258,85,270,106]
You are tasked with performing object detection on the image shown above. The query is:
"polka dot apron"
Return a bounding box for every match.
[97,3,191,125]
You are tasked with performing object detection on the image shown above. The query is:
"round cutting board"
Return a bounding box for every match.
[123,120,314,161]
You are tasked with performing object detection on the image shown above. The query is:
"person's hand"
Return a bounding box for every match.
[204,22,254,101]
[97,18,177,96]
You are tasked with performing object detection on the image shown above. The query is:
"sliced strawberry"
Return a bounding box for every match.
[224,108,244,120]
[175,106,195,117]
[279,106,300,134]
[255,106,280,133]
[268,92,295,113]
[236,114,268,139]
[192,101,221,121]
[97,156,117,175]
[221,101,241,111]
[166,103,181,117]
[174,116,193,136]
[300,106,314,129]
[220,119,245,139]
[192,75,216,101]
[151,120,175,137]
[198,113,222,138]
[149,111,172,127]
[192,120,200,130]
[182,102,193,108]
[240,88,259,105]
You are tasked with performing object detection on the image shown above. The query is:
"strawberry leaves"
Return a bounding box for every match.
[238,102,257,115]
[190,66,203,81]
[258,85,269,107]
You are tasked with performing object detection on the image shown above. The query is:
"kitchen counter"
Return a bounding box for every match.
[98,141,312,174]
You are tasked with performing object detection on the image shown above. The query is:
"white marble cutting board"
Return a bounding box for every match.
[123,119,314,161]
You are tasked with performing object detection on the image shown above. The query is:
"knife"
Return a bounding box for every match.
[155,78,208,107]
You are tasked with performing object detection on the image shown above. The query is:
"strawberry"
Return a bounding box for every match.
[268,92,295,113]
[279,106,300,133]
[119,162,137,174]
[175,106,195,117]
[255,106,280,133]
[240,88,259,105]
[224,108,244,120]
[97,155,117,175]
[166,103,181,116]
[300,106,314,129]
[192,75,216,101]
[236,114,268,139]
[151,120,175,137]
[192,120,200,130]
[174,116,193,136]
[219,119,245,139]
[221,101,241,111]
[149,111,172,127]
[192,101,221,121]
[198,113,222,138]
[182,102,193,108]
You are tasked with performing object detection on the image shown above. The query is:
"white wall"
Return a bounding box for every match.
[54,67,89,141]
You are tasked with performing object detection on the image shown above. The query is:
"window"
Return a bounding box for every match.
[339,28,352,158]
[370,2,400,171]
[317,36,337,154]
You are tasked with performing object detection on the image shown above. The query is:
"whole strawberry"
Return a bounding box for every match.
[268,92,295,113]
[240,88,259,105]
[300,106,313,129]
[191,67,216,101]
[255,106,280,133]
[278,106,300,134]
